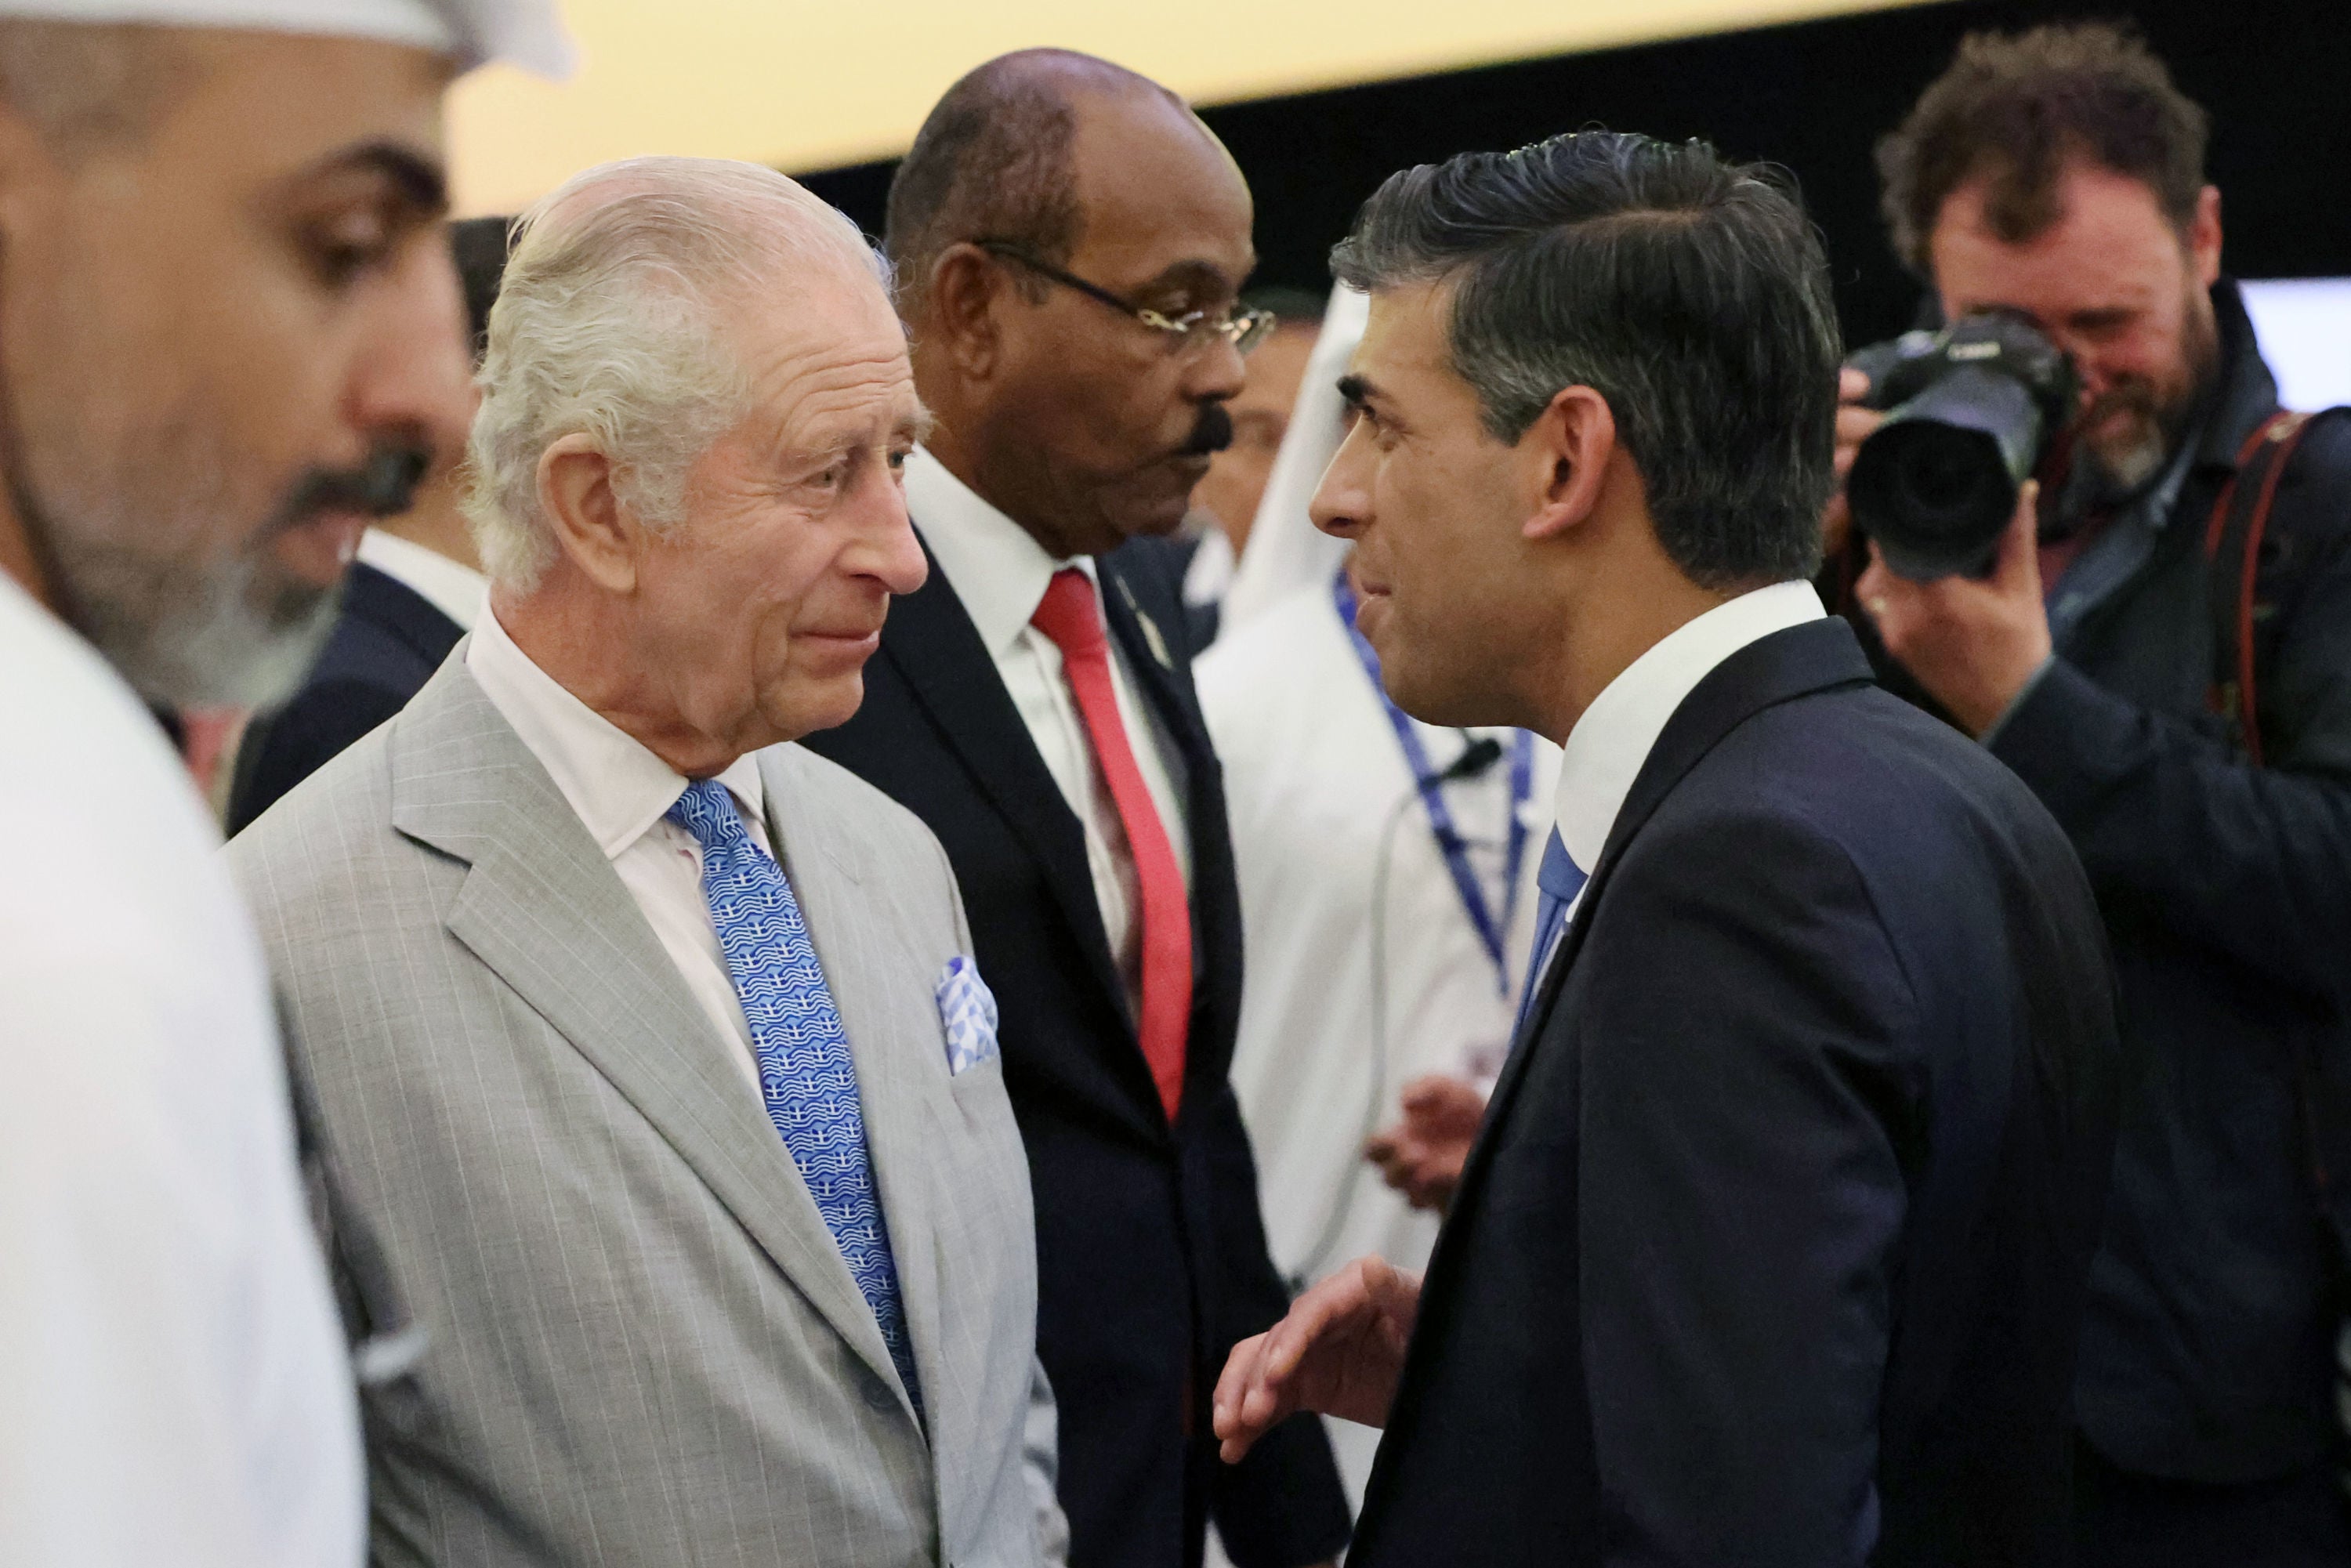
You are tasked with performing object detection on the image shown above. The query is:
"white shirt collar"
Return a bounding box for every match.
[465,604,765,860]
[357,527,487,632]
[904,445,1099,655]
[1552,578,1825,875]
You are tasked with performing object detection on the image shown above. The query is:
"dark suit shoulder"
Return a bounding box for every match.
[226,568,461,834]
[341,563,465,663]
[1691,680,2085,889]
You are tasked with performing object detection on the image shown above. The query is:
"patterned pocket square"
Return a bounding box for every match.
[936,955,1002,1076]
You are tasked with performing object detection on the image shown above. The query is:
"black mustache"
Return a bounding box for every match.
[276,444,433,531]
[1180,402,1235,458]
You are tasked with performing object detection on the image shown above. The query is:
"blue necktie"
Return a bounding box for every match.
[1512,828,1589,1041]
[667,778,920,1413]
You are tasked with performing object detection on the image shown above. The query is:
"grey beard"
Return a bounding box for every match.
[48,529,340,710]
[2088,425,2168,495]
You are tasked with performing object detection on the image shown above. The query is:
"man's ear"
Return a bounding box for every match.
[2188,184,2222,289]
[925,243,1005,379]
[1521,386,1617,543]
[535,433,638,593]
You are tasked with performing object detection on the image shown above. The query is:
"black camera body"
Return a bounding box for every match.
[1846,310,2079,580]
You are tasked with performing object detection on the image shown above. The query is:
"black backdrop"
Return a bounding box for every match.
[795,0,2351,348]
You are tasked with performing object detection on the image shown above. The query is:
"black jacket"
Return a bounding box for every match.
[228,561,462,835]
[1842,280,2351,1483]
[1351,619,2121,1566]
[801,534,1349,1568]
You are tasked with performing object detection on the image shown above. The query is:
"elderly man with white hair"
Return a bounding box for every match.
[229,155,1064,1566]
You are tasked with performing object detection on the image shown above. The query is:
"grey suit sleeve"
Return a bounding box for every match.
[1024,1356,1070,1567]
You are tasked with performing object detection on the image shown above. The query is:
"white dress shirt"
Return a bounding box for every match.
[1198,580,1559,1517]
[1551,578,1828,915]
[467,607,770,1092]
[0,576,362,1568]
[357,526,486,632]
[904,447,1191,1027]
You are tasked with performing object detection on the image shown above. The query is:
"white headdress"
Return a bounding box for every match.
[0,0,574,78]
[1219,285,1368,636]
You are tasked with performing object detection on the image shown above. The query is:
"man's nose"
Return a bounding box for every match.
[855,472,929,596]
[346,239,474,466]
[1183,331,1250,404]
[1310,422,1371,539]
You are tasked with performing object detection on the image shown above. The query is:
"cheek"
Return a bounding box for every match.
[730,535,839,683]
[2086,336,2162,393]
[1383,461,1466,563]
[1013,337,1179,455]
[142,201,342,434]
[1375,470,1456,624]
[124,220,348,509]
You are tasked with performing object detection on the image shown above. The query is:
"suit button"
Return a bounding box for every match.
[861,1372,895,1411]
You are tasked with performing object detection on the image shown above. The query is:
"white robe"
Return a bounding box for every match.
[1197,579,1559,1514]
[0,577,361,1567]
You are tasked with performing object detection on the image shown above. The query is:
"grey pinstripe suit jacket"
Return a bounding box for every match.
[228,652,1050,1567]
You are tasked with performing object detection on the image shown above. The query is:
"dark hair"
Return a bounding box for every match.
[1877,23,2208,275]
[449,215,513,367]
[885,49,1179,316]
[1332,130,1839,589]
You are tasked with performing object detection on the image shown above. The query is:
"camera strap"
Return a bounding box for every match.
[2198,407,2351,1258]
[2201,409,2315,765]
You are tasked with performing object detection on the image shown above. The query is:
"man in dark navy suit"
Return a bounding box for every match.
[227,215,510,833]
[1212,131,2123,1566]
[799,49,1347,1568]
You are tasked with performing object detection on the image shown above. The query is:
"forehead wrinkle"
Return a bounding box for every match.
[763,346,917,454]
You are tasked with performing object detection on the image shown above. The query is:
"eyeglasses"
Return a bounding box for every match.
[974,240,1275,357]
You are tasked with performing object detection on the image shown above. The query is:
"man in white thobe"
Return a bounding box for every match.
[0,4,568,1563]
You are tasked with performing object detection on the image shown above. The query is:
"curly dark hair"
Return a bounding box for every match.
[1876,22,2208,276]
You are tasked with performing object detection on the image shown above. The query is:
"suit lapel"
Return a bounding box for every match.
[878,537,1135,1034]
[1099,557,1204,796]
[756,746,944,1424]
[1454,620,1878,1207]
[386,660,908,1399]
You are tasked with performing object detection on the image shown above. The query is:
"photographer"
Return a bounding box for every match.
[1835,25,2351,1563]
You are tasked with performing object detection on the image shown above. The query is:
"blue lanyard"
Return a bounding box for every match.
[1334,572,1534,993]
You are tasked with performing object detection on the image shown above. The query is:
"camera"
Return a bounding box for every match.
[1846,310,2079,580]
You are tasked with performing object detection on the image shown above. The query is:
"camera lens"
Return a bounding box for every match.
[1849,366,2038,580]
[1845,311,2076,581]
[1896,425,2010,530]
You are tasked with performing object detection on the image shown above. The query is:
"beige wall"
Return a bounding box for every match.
[449,0,1938,217]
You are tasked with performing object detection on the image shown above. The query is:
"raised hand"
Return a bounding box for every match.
[1857,478,2052,737]
[1212,1255,1423,1463]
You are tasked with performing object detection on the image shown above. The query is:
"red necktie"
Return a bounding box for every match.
[1031,568,1191,1121]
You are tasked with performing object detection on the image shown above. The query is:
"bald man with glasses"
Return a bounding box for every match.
[802,47,1349,1568]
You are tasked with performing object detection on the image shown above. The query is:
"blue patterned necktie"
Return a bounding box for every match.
[667,777,920,1413]
[1512,828,1589,1042]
